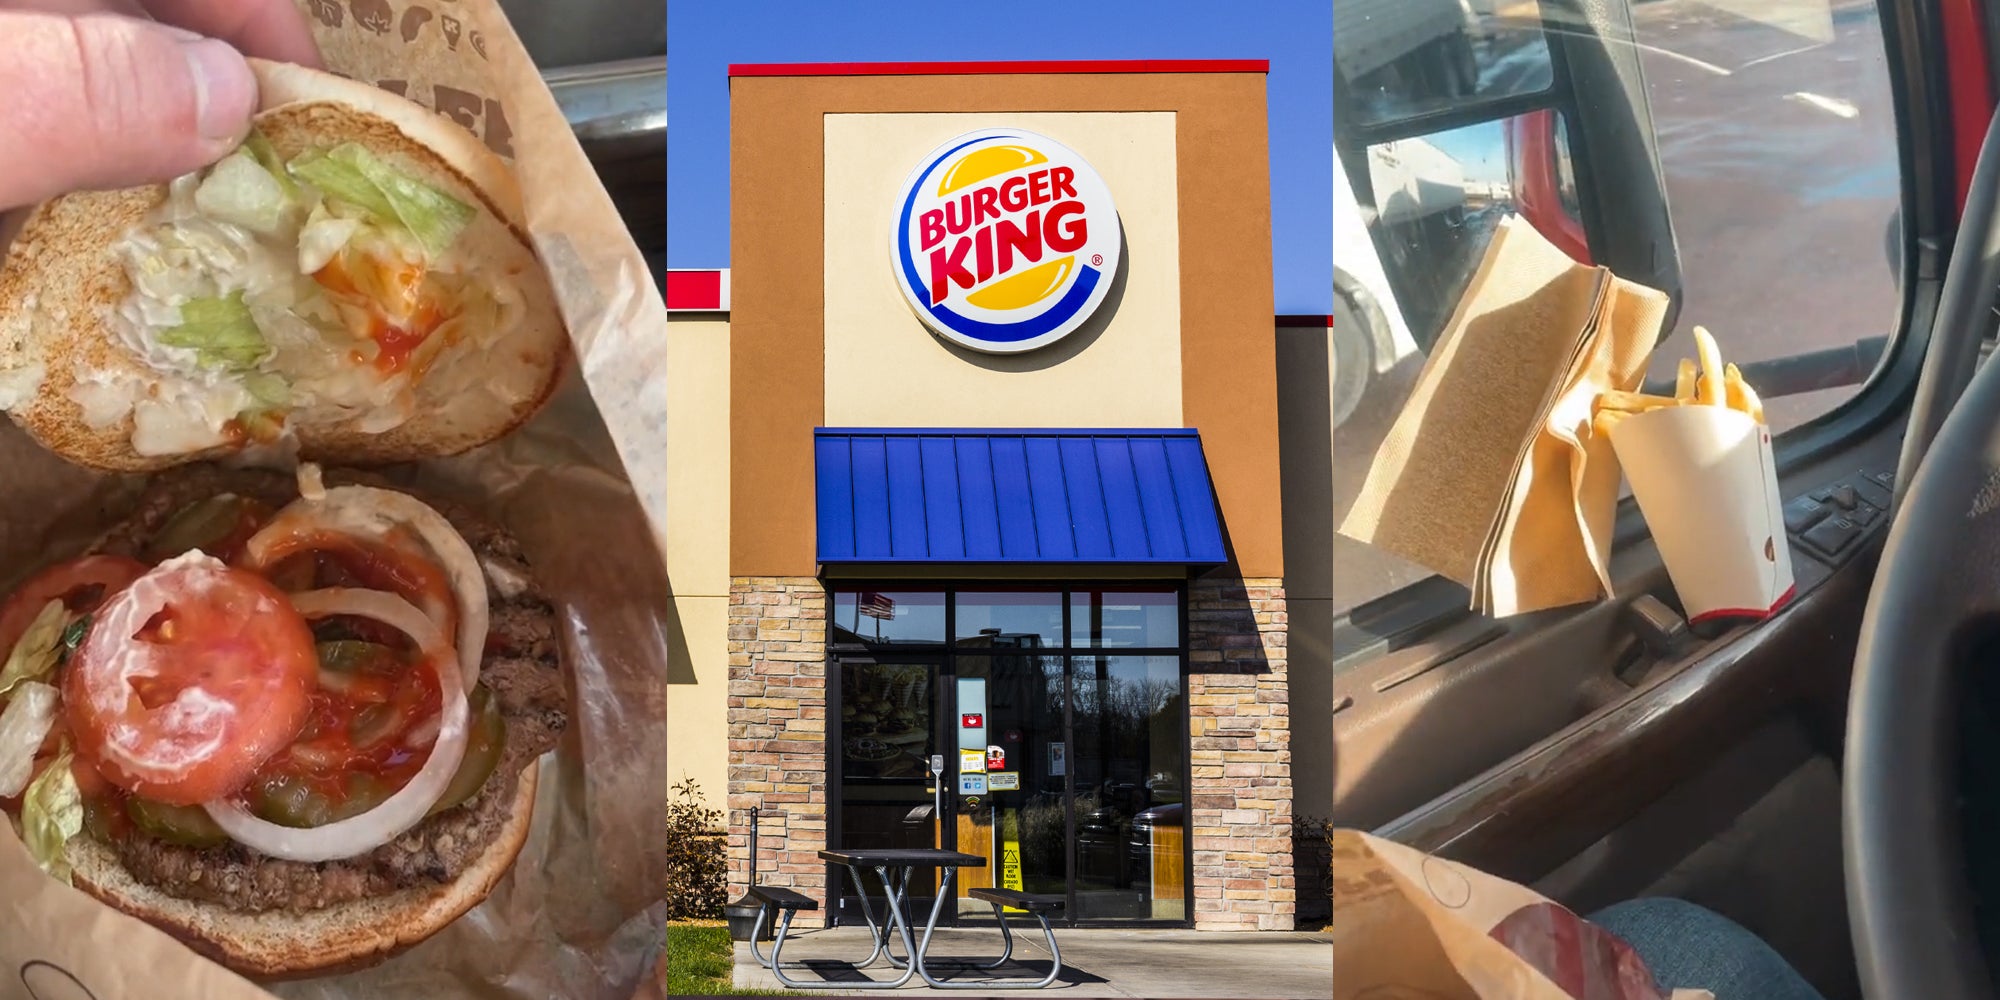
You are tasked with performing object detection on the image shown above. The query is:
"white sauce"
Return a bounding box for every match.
[95,156,518,456]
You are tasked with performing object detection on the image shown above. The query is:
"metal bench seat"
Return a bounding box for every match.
[916,888,1065,989]
[748,885,818,912]
[967,888,1065,914]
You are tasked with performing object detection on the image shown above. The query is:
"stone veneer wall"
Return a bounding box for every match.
[1187,577,1293,931]
[723,575,1292,930]
[725,578,831,911]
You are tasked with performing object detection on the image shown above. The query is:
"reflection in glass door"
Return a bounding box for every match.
[952,652,1067,918]
[1070,656,1186,921]
[832,656,943,925]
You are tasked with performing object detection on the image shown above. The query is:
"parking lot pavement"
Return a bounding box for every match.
[734,925,1334,997]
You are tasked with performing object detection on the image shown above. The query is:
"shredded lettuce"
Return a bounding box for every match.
[22,748,82,885]
[194,151,291,236]
[157,292,268,370]
[0,601,65,698]
[243,131,299,200]
[289,147,396,222]
[0,681,58,799]
[288,144,473,258]
[242,371,292,408]
[297,203,363,275]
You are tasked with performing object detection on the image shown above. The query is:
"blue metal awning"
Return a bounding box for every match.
[814,429,1228,565]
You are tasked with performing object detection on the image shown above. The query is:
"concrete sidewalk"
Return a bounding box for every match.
[734,925,1332,998]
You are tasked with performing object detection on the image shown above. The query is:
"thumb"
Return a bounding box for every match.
[0,10,259,211]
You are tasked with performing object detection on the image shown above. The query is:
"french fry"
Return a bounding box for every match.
[1693,325,1726,406]
[1724,363,1750,413]
[1593,409,1627,440]
[1595,390,1681,414]
[1675,358,1698,403]
[1736,371,1765,425]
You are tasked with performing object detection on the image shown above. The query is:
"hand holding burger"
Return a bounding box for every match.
[0,0,325,213]
[0,24,578,977]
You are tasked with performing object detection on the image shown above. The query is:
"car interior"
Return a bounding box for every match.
[1330,0,2000,996]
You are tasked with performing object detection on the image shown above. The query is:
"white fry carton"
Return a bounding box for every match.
[1609,404,1795,623]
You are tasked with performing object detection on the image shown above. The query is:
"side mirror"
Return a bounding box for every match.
[1335,0,1683,356]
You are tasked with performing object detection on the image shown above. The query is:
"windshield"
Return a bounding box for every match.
[1332,0,1902,616]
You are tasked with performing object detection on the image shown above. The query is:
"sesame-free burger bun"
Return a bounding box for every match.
[58,765,538,980]
[0,60,567,472]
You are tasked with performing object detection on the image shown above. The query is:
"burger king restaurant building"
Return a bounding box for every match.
[664,60,1333,932]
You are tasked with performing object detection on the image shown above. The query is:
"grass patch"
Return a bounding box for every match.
[665,923,800,996]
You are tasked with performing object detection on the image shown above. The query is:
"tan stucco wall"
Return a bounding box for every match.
[1276,320,1334,821]
[822,112,1182,428]
[667,315,732,820]
[731,71,1280,578]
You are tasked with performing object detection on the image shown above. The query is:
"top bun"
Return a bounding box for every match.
[0,60,569,471]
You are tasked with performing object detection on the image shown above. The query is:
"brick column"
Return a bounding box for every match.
[726,578,831,910]
[1186,577,1293,931]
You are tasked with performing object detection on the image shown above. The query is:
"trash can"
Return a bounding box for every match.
[727,805,777,942]
[725,899,772,942]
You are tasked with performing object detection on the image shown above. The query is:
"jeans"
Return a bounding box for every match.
[1588,898,1827,1000]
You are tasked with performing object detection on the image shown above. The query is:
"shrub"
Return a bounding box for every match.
[666,774,728,921]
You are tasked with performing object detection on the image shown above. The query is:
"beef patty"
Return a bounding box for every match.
[81,465,567,914]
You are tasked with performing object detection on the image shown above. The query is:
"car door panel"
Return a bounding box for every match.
[1362,421,1903,884]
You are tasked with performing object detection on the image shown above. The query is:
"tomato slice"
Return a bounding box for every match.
[0,555,149,657]
[64,555,316,806]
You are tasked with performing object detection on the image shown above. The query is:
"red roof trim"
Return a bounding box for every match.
[729,59,1268,78]
[1275,314,1333,328]
[666,270,726,311]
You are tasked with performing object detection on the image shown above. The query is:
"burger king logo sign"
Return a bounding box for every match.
[892,129,1122,354]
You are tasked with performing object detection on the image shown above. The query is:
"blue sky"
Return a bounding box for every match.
[667,0,1332,315]
[1426,123,1510,185]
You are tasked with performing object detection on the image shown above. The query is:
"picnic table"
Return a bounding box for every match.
[748,848,986,990]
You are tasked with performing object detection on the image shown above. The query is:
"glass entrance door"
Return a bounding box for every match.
[947,651,1187,924]
[950,651,1068,918]
[831,655,944,925]
[828,586,1190,927]
[1070,655,1187,921]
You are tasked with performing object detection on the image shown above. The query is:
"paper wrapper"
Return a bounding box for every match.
[1331,830,1713,1000]
[1609,406,1794,623]
[1340,217,1667,617]
[0,2,668,998]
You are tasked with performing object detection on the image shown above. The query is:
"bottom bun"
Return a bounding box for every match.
[67,764,539,980]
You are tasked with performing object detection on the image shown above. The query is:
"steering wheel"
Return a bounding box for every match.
[1846,118,2000,995]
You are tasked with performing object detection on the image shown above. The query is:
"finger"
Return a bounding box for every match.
[140,0,322,66]
[0,0,148,16]
[0,11,259,211]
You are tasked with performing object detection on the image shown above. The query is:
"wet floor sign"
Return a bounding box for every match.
[1001,809,1025,914]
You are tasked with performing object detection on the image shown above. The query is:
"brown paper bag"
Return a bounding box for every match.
[1332,830,1713,1000]
[0,2,668,998]
[1340,216,1668,617]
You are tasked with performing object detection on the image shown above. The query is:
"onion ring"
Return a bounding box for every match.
[202,588,468,862]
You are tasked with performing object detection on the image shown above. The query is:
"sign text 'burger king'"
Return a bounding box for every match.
[893,129,1123,354]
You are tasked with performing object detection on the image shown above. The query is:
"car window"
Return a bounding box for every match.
[1331,0,1901,616]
